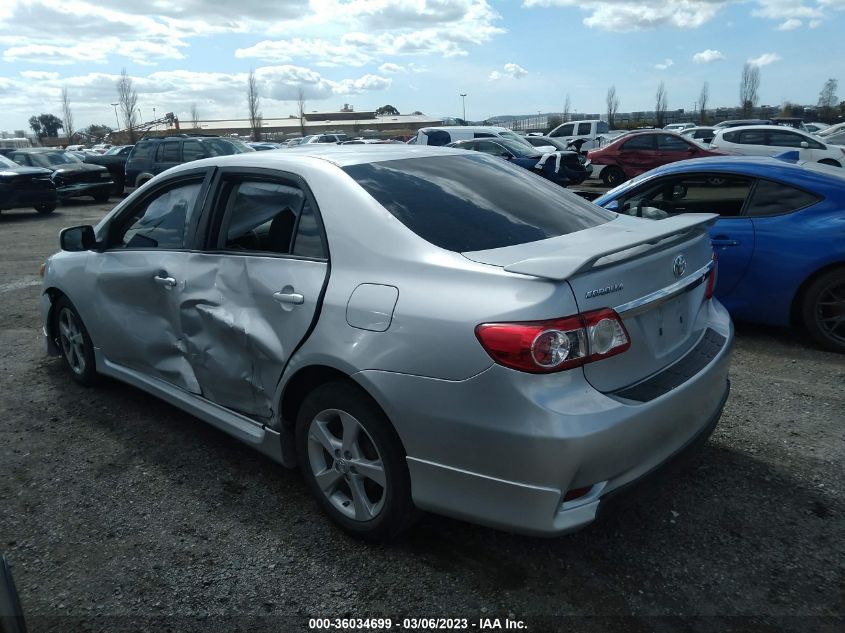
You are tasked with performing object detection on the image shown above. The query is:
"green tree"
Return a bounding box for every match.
[29,113,63,139]
[82,124,113,141]
[28,115,42,139]
[375,104,400,116]
[546,114,562,131]
[817,78,839,122]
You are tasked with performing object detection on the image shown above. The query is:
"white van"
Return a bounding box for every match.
[410,126,554,152]
[546,120,613,152]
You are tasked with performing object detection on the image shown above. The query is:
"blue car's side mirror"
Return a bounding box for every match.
[605,200,620,212]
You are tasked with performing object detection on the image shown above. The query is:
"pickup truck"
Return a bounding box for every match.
[83,145,133,195]
[546,120,622,153]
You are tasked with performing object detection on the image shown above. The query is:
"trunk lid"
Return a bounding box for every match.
[464,214,717,392]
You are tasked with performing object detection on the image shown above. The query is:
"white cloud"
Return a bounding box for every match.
[20,70,60,80]
[693,49,726,63]
[378,62,405,73]
[488,62,529,81]
[809,18,823,26]
[777,18,803,29]
[522,0,728,31]
[654,58,674,70]
[747,52,781,66]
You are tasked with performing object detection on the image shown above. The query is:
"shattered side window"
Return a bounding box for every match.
[221,181,311,256]
[116,181,202,249]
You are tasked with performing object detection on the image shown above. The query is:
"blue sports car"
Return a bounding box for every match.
[446,137,591,186]
[596,155,845,353]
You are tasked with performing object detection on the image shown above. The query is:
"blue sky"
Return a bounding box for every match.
[0,0,842,132]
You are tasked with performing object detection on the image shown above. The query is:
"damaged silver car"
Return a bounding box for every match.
[40,146,733,540]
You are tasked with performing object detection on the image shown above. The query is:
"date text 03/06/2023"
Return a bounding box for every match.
[308,617,528,630]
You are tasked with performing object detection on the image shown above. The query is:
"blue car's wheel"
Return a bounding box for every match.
[802,268,845,353]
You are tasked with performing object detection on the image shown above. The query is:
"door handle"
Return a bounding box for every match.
[711,237,739,247]
[273,291,304,305]
[153,274,177,288]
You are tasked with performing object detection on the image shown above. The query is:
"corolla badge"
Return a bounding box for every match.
[585,283,623,299]
[672,254,687,278]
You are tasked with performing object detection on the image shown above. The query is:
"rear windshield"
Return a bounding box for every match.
[342,154,614,252]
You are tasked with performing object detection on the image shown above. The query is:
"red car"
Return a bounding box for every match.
[588,131,725,187]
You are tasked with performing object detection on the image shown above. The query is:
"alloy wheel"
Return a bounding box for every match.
[306,408,387,522]
[58,307,86,375]
[815,278,845,346]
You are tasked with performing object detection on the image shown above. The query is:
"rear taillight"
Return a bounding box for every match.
[475,308,630,374]
[704,254,717,301]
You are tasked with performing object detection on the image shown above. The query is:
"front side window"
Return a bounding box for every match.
[474,141,505,156]
[620,175,753,218]
[550,124,574,137]
[218,180,326,258]
[113,180,203,249]
[156,142,181,162]
[423,130,451,146]
[745,180,820,217]
[342,154,614,252]
[766,130,804,148]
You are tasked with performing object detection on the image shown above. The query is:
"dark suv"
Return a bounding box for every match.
[125,135,254,188]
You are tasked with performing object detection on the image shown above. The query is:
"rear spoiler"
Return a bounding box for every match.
[504,213,718,281]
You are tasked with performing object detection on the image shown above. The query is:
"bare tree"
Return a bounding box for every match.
[562,93,571,123]
[246,69,262,141]
[190,103,200,129]
[606,85,620,128]
[817,78,839,122]
[116,68,139,142]
[654,81,668,127]
[739,63,760,117]
[60,87,74,142]
[698,81,709,125]
[297,86,307,137]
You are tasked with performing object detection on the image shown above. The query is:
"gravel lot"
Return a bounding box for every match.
[1,199,843,633]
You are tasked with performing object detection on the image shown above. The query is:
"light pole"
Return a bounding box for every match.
[460,93,467,123]
[110,102,119,130]
[137,107,143,124]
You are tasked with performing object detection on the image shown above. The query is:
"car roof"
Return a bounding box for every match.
[716,125,811,134]
[640,155,845,182]
[420,126,510,132]
[166,144,463,174]
[14,148,61,153]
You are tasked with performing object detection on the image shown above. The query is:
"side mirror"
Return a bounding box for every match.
[800,141,809,149]
[60,225,96,251]
[499,152,512,159]
[604,200,620,212]
[687,146,697,153]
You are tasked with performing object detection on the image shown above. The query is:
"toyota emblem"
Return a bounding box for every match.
[672,254,687,278]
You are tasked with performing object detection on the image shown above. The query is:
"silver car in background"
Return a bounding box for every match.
[40,146,733,540]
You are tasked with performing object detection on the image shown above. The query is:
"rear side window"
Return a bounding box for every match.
[745,180,820,217]
[576,122,591,135]
[182,140,206,162]
[597,122,609,134]
[342,154,614,252]
[622,135,654,150]
[657,135,690,151]
[737,130,766,145]
[217,180,326,258]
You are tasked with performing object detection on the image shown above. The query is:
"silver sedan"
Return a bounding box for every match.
[40,145,733,540]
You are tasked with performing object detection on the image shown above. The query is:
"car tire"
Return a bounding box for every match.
[34,202,56,214]
[52,296,99,386]
[818,159,842,168]
[801,268,845,353]
[601,166,626,187]
[295,381,416,541]
[93,192,110,203]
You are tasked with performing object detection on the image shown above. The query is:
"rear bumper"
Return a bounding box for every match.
[354,302,733,536]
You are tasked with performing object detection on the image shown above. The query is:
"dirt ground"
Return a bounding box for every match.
[0,199,843,633]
